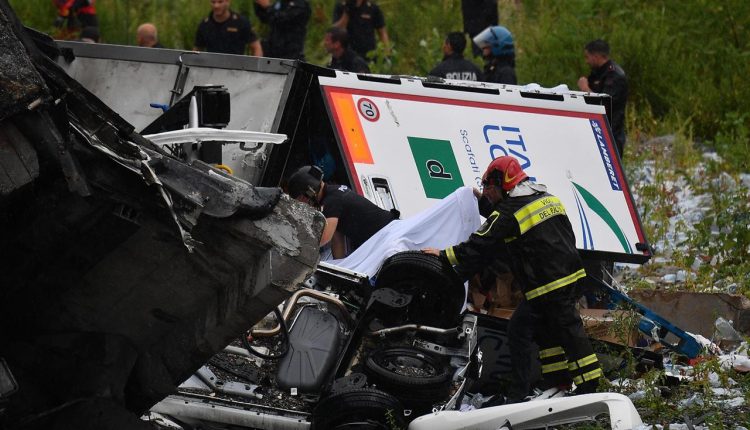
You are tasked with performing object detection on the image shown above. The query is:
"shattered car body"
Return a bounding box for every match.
[148,254,482,429]
[0,1,322,428]
[145,255,644,430]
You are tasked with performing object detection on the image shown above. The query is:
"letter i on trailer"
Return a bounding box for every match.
[318,72,650,263]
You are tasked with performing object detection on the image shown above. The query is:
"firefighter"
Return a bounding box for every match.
[286,165,398,259]
[53,0,97,33]
[423,156,602,399]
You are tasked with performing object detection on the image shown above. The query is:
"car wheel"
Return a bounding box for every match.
[375,251,464,327]
[364,347,452,415]
[311,388,405,430]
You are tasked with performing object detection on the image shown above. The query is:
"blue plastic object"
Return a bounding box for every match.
[149,103,169,113]
[592,277,702,358]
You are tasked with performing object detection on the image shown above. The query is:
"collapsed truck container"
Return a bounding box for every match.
[54,40,650,264]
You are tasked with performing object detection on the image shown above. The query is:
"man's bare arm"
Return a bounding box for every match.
[249,40,263,56]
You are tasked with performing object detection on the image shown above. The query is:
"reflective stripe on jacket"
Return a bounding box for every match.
[442,191,584,300]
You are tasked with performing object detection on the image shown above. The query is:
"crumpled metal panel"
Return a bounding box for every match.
[0,1,325,428]
[0,3,47,122]
[0,120,39,195]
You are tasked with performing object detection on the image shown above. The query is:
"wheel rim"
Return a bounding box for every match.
[378,352,439,378]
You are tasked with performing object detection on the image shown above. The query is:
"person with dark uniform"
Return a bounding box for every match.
[473,25,517,85]
[424,156,603,400]
[577,39,628,157]
[194,0,263,56]
[332,0,390,60]
[461,0,498,57]
[429,32,482,81]
[324,27,370,74]
[54,0,98,30]
[576,39,628,311]
[253,0,311,60]
[287,165,398,259]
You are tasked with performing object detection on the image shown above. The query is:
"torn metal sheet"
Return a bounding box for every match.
[0,2,325,428]
[409,393,643,430]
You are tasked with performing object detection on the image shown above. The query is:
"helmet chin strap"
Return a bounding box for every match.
[306,182,323,208]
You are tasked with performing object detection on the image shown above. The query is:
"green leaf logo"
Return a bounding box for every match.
[572,182,632,253]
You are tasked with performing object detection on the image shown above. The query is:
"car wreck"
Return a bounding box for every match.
[0,0,667,428]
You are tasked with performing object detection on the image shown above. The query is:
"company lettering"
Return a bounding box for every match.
[482,124,536,182]
[459,129,483,187]
[590,119,622,191]
[426,159,453,180]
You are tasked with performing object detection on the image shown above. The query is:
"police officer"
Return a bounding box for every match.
[253,0,311,60]
[424,156,602,399]
[461,0,498,57]
[287,165,397,259]
[332,0,390,60]
[194,0,262,56]
[429,32,483,81]
[324,27,370,74]
[577,39,628,157]
[473,25,517,85]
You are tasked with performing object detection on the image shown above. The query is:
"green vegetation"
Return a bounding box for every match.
[9,0,749,168]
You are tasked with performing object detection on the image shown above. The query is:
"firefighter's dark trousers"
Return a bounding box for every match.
[507,298,538,401]
[512,281,602,395]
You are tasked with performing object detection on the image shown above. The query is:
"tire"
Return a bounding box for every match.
[311,388,405,430]
[364,347,452,415]
[375,251,464,327]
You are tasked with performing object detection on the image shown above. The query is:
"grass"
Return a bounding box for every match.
[8,0,749,166]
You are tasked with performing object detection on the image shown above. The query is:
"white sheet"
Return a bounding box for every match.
[326,186,481,278]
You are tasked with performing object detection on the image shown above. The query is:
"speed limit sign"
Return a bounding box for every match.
[357,98,380,122]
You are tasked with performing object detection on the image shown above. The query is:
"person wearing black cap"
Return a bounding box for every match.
[429,32,483,81]
[287,165,398,258]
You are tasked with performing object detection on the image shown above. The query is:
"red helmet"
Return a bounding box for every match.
[481,156,528,192]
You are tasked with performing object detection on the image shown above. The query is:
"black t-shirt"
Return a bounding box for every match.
[587,59,628,154]
[254,0,311,60]
[461,0,498,37]
[429,53,482,81]
[483,56,517,84]
[321,184,395,250]
[332,1,385,58]
[329,49,371,73]
[195,10,257,55]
